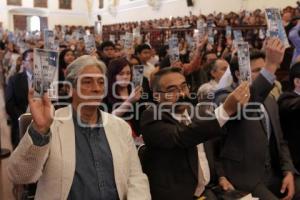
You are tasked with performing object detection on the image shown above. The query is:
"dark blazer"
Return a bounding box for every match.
[278,91,300,172]
[5,71,29,123]
[140,106,223,200]
[214,74,296,192]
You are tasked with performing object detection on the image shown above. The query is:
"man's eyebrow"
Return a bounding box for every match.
[81,77,93,80]
[165,81,187,89]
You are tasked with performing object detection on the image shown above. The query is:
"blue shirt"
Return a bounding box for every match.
[28,109,119,200]
[67,110,119,200]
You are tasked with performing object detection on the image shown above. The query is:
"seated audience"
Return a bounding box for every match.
[5,49,33,148]
[7,55,151,200]
[214,38,300,200]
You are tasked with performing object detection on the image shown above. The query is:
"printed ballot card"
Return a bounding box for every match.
[124,32,133,50]
[265,8,290,48]
[33,49,59,99]
[226,26,232,38]
[207,20,215,45]
[233,30,243,42]
[109,35,116,43]
[44,30,55,50]
[168,34,180,64]
[95,21,102,36]
[236,42,252,84]
[132,65,144,88]
[197,19,207,40]
[84,34,96,54]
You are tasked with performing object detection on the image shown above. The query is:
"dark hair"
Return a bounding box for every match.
[203,51,217,64]
[129,55,141,65]
[135,44,151,55]
[152,67,183,92]
[157,45,169,61]
[22,49,33,61]
[106,58,132,104]
[289,62,300,89]
[59,49,74,70]
[159,56,171,69]
[59,49,74,83]
[98,40,115,51]
[249,49,265,61]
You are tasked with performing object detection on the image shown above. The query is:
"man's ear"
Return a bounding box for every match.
[234,71,240,81]
[153,92,161,103]
[294,78,300,87]
[210,70,217,80]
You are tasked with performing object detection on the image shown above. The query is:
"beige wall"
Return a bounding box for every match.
[95,0,299,25]
[0,0,89,30]
[0,0,299,30]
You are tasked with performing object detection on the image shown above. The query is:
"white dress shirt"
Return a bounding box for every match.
[26,70,33,89]
[172,105,229,196]
[143,62,155,81]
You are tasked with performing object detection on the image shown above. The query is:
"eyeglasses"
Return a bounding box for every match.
[158,83,190,94]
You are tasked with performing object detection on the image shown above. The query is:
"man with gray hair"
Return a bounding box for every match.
[7,55,151,200]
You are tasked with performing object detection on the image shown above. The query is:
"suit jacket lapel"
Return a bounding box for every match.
[163,112,199,180]
[57,106,76,199]
[101,111,124,199]
[264,96,280,141]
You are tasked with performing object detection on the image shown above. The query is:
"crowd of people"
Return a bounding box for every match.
[1,2,300,200]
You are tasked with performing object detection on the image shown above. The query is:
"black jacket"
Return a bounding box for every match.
[5,71,29,122]
[140,106,223,200]
[214,74,296,192]
[278,91,300,172]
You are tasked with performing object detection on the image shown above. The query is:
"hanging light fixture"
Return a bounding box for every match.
[148,0,161,11]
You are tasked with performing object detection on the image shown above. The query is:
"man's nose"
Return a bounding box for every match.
[92,81,102,92]
[177,91,185,99]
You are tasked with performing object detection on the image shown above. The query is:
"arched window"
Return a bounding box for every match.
[30,16,41,32]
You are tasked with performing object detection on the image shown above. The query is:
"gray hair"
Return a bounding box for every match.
[65,55,107,86]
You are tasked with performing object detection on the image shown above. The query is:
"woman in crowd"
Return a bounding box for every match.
[57,48,75,106]
[104,58,145,137]
[59,48,75,80]
[128,55,153,102]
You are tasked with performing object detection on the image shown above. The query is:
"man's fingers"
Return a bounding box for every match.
[233,82,247,95]
[28,88,34,102]
[281,192,292,200]
[281,181,288,194]
[42,92,52,107]
[272,38,281,49]
[221,183,229,191]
